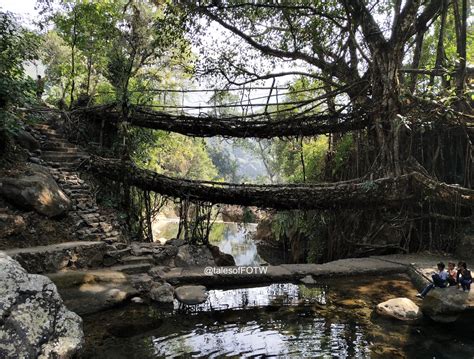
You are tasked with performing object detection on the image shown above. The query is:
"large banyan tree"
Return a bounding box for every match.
[80,0,472,259]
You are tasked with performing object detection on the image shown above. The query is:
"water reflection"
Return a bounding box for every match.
[155,220,264,266]
[151,314,371,358]
[174,283,327,311]
[82,276,474,359]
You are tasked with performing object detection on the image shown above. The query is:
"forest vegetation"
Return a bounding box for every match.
[1,0,472,262]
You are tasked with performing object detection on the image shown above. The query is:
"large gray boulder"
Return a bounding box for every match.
[14,129,40,151]
[376,298,422,321]
[0,164,71,217]
[208,244,236,266]
[175,244,215,267]
[0,252,84,358]
[421,287,471,323]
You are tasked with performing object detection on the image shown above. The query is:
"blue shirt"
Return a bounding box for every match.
[438,270,448,281]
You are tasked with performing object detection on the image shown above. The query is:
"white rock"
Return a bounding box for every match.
[131,297,144,304]
[376,297,422,321]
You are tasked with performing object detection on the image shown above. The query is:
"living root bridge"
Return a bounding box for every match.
[78,105,369,138]
[88,156,473,210]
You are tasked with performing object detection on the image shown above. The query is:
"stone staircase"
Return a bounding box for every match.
[31,122,125,244]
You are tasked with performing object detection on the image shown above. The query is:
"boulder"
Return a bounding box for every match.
[0,164,71,217]
[152,245,179,266]
[174,244,215,267]
[421,287,471,323]
[149,282,174,304]
[14,129,40,151]
[208,244,236,266]
[376,298,422,321]
[166,238,186,247]
[0,252,84,358]
[148,266,170,279]
[300,274,317,285]
[0,212,26,237]
[175,285,208,305]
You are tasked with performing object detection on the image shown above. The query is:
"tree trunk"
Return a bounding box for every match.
[370,49,403,176]
[69,7,77,109]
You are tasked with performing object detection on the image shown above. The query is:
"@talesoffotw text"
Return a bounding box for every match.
[204,266,268,275]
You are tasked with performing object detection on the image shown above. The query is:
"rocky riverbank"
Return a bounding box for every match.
[0,252,84,358]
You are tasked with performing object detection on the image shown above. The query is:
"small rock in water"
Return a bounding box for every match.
[149,282,174,304]
[131,296,144,304]
[300,275,317,285]
[376,297,422,321]
[175,285,208,305]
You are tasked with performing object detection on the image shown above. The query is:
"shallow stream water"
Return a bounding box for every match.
[82,276,474,358]
[83,221,474,358]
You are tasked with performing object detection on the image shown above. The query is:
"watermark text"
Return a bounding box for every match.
[204,266,268,275]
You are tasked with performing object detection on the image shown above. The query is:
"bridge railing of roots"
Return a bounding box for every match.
[56,81,473,246]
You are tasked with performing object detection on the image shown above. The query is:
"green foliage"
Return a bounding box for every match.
[332,134,354,177]
[133,129,218,181]
[0,11,39,132]
[271,210,327,263]
[207,140,239,182]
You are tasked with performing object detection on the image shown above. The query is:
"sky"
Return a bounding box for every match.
[1,0,38,24]
[0,0,306,110]
[1,0,45,77]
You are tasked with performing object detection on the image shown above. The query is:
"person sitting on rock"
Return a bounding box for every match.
[456,261,466,284]
[416,262,448,298]
[447,262,457,286]
[458,262,472,292]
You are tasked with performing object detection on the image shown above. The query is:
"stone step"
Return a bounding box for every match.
[37,129,62,136]
[103,237,121,244]
[80,233,104,241]
[42,151,88,159]
[42,157,86,165]
[4,241,106,273]
[42,139,71,146]
[42,146,81,153]
[46,161,82,169]
[43,133,66,139]
[120,255,155,266]
[107,248,132,258]
[107,263,152,275]
[33,124,56,131]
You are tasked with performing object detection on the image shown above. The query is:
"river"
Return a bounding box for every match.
[154,219,264,266]
[81,221,474,358]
